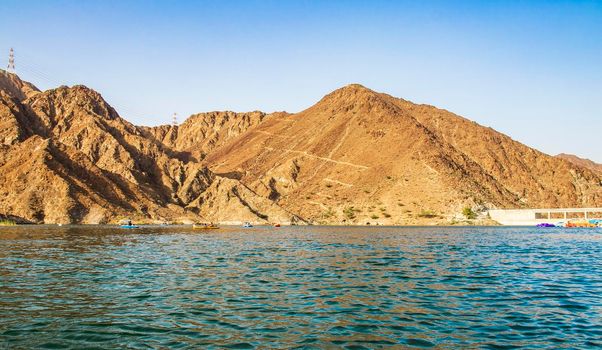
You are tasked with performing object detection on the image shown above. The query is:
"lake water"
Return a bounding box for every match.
[1,225,601,349]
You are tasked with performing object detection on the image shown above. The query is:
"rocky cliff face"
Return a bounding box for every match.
[0,74,299,224]
[1,75,600,224]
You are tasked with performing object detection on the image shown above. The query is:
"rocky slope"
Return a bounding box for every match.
[141,111,271,162]
[393,97,601,209]
[557,153,602,173]
[202,85,602,224]
[0,69,39,100]
[0,73,299,224]
[1,74,600,225]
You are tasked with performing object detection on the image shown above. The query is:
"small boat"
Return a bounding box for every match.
[193,223,220,230]
[120,225,139,229]
[536,223,555,227]
[119,219,138,229]
[273,223,281,227]
[242,222,253,228]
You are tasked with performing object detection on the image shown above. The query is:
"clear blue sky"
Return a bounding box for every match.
[1,0,601,161]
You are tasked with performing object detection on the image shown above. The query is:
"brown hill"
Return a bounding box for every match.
[0,74,299,224]
[1,76,600,225]
[202,84,602,224]
[557,153,602,173]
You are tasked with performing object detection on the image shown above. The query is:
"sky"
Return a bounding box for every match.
[1,0,601,161]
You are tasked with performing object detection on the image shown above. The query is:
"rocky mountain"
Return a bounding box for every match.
[200,85,602,224]
[1,72,600,225]
[141,110,271,162]
[0,71,299,224]
[557,153,602,174]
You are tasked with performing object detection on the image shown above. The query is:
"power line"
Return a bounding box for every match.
[18,53,63,88]
[4,48,156,123]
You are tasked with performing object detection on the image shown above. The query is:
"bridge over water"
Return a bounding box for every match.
[488,208,602,226]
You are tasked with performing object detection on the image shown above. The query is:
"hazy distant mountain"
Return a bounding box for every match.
[1,72,600,224]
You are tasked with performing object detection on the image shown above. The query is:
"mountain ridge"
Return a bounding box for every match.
[0,73,301,224]
[1,75,600,224]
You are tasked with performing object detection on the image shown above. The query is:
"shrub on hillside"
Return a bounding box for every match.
[463,207,477,220]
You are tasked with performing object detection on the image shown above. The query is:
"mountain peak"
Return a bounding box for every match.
[51,84,104,99]
[23,84,123,132]
[337,83,372,91]
[329,83,376,98]
[307,83,404,118]
[313,83,382,109]
[0,71,40,100]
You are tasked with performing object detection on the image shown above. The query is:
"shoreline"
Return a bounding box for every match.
[1,223,514,228]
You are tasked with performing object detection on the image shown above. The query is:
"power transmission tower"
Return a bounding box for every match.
[6,48,15,74]
[172,113,178,126]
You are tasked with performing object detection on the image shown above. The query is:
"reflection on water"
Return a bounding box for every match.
[1,225,601,348]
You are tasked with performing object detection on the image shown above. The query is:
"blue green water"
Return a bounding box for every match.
[1,226,601,349]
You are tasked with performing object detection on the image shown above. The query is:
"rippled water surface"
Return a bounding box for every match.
[1,226,601,349]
